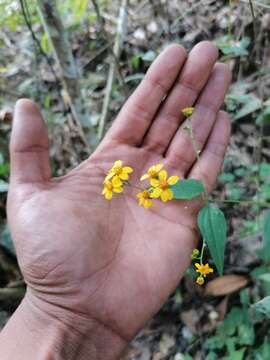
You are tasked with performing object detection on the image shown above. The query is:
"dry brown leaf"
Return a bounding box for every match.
[204,275,249,297]
[180,309,199,333]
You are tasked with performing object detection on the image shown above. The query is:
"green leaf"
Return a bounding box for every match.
[74,0,88,22]
[198,205,227,275]
[0,180,8,192]
[218,307,244,336]
[259,163,270,179]
[218,172,235,183]
[222,348,246,360]
[234,95,261,120]
[257,210,270,262]
[0,162,10,176]
[204,336,225,350]
[170,179,205,200]
[256,105,270,124]
[238,324,255,346]
[216,36,250,57]
[254,341,270,359]
[263,211,270,254]
[141,50,156,62]
[253,296,270,317]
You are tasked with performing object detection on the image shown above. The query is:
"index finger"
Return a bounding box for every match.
[106,44,187,146]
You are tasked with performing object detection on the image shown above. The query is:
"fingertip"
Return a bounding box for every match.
[164,43,187,59]
[15,98,41,116]
[12,99,48,152]
[191,41,219,60]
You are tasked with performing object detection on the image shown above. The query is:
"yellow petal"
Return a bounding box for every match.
[123,166,133,174]
[113,186,123,193]
[166,189,173,200]
[159,170,167,181]
[119,172,129,180]
[136,192,143,199]
[182,107,194,117]
[160,190,169,202]
[112,176,122,187]
[150,188,162,198]
[168,176,179,185]
[105,173,114,181]
[104,190,113,200]
[114,160,122,167]
[140,173,149,181]
[154,163,163,172]
[139,198,145,206]
[195,263,201,269]
[150,178,160,187]
[144,199,153,208]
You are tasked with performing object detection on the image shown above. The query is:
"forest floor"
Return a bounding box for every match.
[1,1,270,359]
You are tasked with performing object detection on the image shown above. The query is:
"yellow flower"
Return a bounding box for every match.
[150,170,179,202]
[136,190,153,209]
[102,177,123,200]
[195,263,214,277]
[106,160,133,182]
[196,276,205,285]
[182,107,194,117]
[140,163,163,181]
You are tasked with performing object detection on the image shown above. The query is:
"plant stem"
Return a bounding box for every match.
[186,121,209,203]
[212,198,270,207]
[228,0,233,41]
[124,181,145,191]
[200,241,207,265]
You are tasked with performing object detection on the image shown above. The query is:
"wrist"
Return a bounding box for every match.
[1,291,127,360]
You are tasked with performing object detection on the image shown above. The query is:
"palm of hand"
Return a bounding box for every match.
[8,42,231,341]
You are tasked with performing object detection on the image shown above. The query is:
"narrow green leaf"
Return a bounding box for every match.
[198,205,227,275]
[257,210,270,262]
[170,179,205,200]
[263,210,270,260]
[253,296,270,317]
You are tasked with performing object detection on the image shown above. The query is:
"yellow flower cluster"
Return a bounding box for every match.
[182,107,194,117]
[102,160,133,200]
[139,164,179,206]
[195,263,214,285]
[102,161,180,209]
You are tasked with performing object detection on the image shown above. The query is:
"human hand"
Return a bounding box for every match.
[6,41,231,358]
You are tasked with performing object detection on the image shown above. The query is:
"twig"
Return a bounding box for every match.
[91,0,128,95]
[19,0,60,90]
[98,0,128,140]
[240,0,270,10]
[36,0,91,149]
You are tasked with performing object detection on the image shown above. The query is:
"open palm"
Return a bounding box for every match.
[8,42,231,343]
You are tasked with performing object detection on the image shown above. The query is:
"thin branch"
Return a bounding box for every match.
[98,0,128,140]
[240,0,270,10]
[19,0,60,88]
[91,0,128,95]
[36,0,91,149]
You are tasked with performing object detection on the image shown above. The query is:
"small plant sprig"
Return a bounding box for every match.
[102,107,228,286]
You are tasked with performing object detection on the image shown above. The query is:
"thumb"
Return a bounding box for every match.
[10,99,51,184]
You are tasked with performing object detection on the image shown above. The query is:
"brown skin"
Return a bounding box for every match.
[4,41,231,358]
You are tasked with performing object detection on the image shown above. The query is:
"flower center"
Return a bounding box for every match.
[113,166,122,175]
[160,181,168,190]
[148,169,157,177]
[142,190,150,199]
[106,182,113,190]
